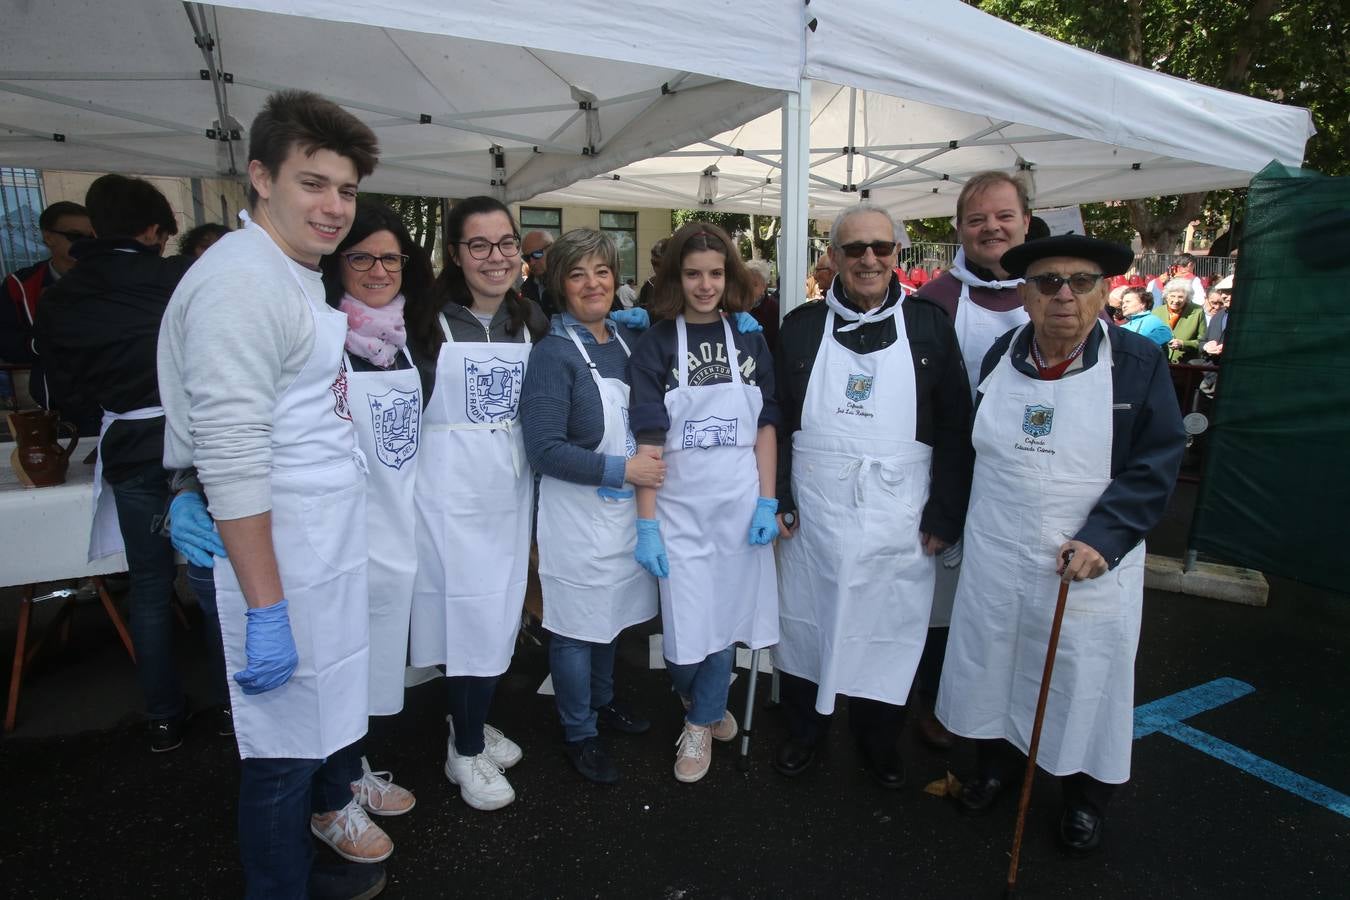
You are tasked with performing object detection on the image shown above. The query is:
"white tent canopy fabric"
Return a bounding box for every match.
[0,0,795,199]
[529,0,1313,218]
[0,0,1312,221]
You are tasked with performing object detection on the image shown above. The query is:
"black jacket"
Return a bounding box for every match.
[33,239,190,482]
[775,277,974,542]
[978,323,1185,569]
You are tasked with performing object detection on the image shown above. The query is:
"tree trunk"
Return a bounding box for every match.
[1126,193,1206,253]
[1224,0,1284,90]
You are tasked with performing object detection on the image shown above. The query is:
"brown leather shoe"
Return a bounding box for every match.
[917,710,954,751]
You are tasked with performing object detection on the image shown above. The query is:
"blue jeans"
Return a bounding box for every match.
[666,646,734,727]
[548,632,616,742]
[109,461,182,721]
[185,564,232,711]
[238,743,363,899]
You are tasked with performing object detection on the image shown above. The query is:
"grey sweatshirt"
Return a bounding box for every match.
[157,223,323,521]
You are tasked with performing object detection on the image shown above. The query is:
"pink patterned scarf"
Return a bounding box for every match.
[339,292,407,368]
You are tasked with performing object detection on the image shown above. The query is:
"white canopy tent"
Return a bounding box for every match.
[530,0,1313,218]
[0,0,797,199]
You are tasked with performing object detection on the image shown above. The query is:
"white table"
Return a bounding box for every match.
[2,442,135,731]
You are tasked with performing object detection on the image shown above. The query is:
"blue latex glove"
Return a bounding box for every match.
[168,492,227,568]
[234,599,300,695]
[731,311,763,334]
[610,307,650,330]
[634,518,669,578]
[748,497,780,545]
[596,486,635,501]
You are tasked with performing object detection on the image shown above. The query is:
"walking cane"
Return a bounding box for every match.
[1005,550,1074,898]
[737,647,763,772]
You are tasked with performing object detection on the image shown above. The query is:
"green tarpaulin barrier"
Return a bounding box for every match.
[1190,162,1350,592]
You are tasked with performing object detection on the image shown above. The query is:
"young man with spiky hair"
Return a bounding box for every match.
[158,90,387,900]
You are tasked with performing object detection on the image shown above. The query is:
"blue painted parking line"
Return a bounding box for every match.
[1135,677,1350,819]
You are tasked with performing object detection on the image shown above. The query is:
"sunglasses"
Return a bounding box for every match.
[1025,272,1105,296]
[342,252,409,272]
[49,229,93,243]
[522,249,548,261]
[838,240,897,259]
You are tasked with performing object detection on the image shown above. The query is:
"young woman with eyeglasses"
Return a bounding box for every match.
[402,196,548,811]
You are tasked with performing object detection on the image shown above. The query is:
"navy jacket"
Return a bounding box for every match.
[978,324,1185,569]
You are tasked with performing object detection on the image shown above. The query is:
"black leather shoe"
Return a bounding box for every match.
[773,738,819,777]
[858,743,906,790]
[564,737,620,784]
[594,701,650,735]
[309,862,386,900]
[955,775,1004,815]
[1058,805,1103,855]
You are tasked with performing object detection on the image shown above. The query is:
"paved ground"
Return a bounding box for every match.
[3,485,1348,898]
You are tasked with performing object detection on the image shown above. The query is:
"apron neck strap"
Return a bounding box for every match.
[675,314,742,387]
[438,313,454,343]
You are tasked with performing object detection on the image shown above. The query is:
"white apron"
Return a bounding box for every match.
[409,313,532,676]
[88,405,166,562]
[538,328,657,643]
[776,305,936,714]
[928,283,1028,627]
[656,315,777,666]
[937,322,1144,783]
[346,348,421,716]
[214,240,370,760]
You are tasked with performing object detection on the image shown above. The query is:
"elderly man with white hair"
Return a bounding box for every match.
[743,258,780,349]
[772,202,974,788]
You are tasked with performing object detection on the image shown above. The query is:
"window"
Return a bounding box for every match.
[600,211,638,283]
[519,206,561,239]
[0,168,47,277]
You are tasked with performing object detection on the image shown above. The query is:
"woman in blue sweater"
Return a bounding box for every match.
[520,229,666,784]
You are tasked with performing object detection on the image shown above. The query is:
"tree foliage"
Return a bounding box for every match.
[361,192,442,258]
[973,0,1347,250]
[670,209,782,263]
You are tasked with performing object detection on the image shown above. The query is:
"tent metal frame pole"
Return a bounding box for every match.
[859,121,1014,188]
[779,80,811,317]
[0,70,199,82]
[844,87,856,192]
[0,80,201,136]
[0,119,217,172]
[184,2,240,176]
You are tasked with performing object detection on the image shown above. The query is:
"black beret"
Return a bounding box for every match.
[1000,234,1134,278]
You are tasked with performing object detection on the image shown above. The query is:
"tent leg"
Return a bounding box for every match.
[778,80,811,318]
[738,648,762,773]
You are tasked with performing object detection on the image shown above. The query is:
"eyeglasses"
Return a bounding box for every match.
[455,236,521,260]
[49,229,93,243]
[1025,272,1105,296]
[838,240,897,259]
[341,252,409,272]
[522,248,548,261]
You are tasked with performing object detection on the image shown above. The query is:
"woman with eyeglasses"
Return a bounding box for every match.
[403,196,548,812]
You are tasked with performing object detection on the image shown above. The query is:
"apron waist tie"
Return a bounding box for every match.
[838,455,905,505]
[351,446,369,475]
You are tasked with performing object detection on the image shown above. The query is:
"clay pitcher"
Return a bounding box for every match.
[7,409,79,487]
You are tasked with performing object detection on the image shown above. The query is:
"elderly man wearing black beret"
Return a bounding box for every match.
[936,235,1185,854]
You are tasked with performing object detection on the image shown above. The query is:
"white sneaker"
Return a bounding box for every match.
[444,745,516,811]
[446,716,523,769]
[680,696,738,742]
[674,722,713,783]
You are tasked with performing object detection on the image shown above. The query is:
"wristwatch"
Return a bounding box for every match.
[782,511,797,529]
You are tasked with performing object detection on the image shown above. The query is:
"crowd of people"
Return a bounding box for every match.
[1,91,1198,900]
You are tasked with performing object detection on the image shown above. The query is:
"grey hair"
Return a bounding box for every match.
[1162,278,1193,298]
[829,202,902,247]
[744,258,772,282]
[545,228,618,306]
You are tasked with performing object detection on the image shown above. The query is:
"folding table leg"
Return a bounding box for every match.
[5,585,34,733]
[93,577,136,664]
